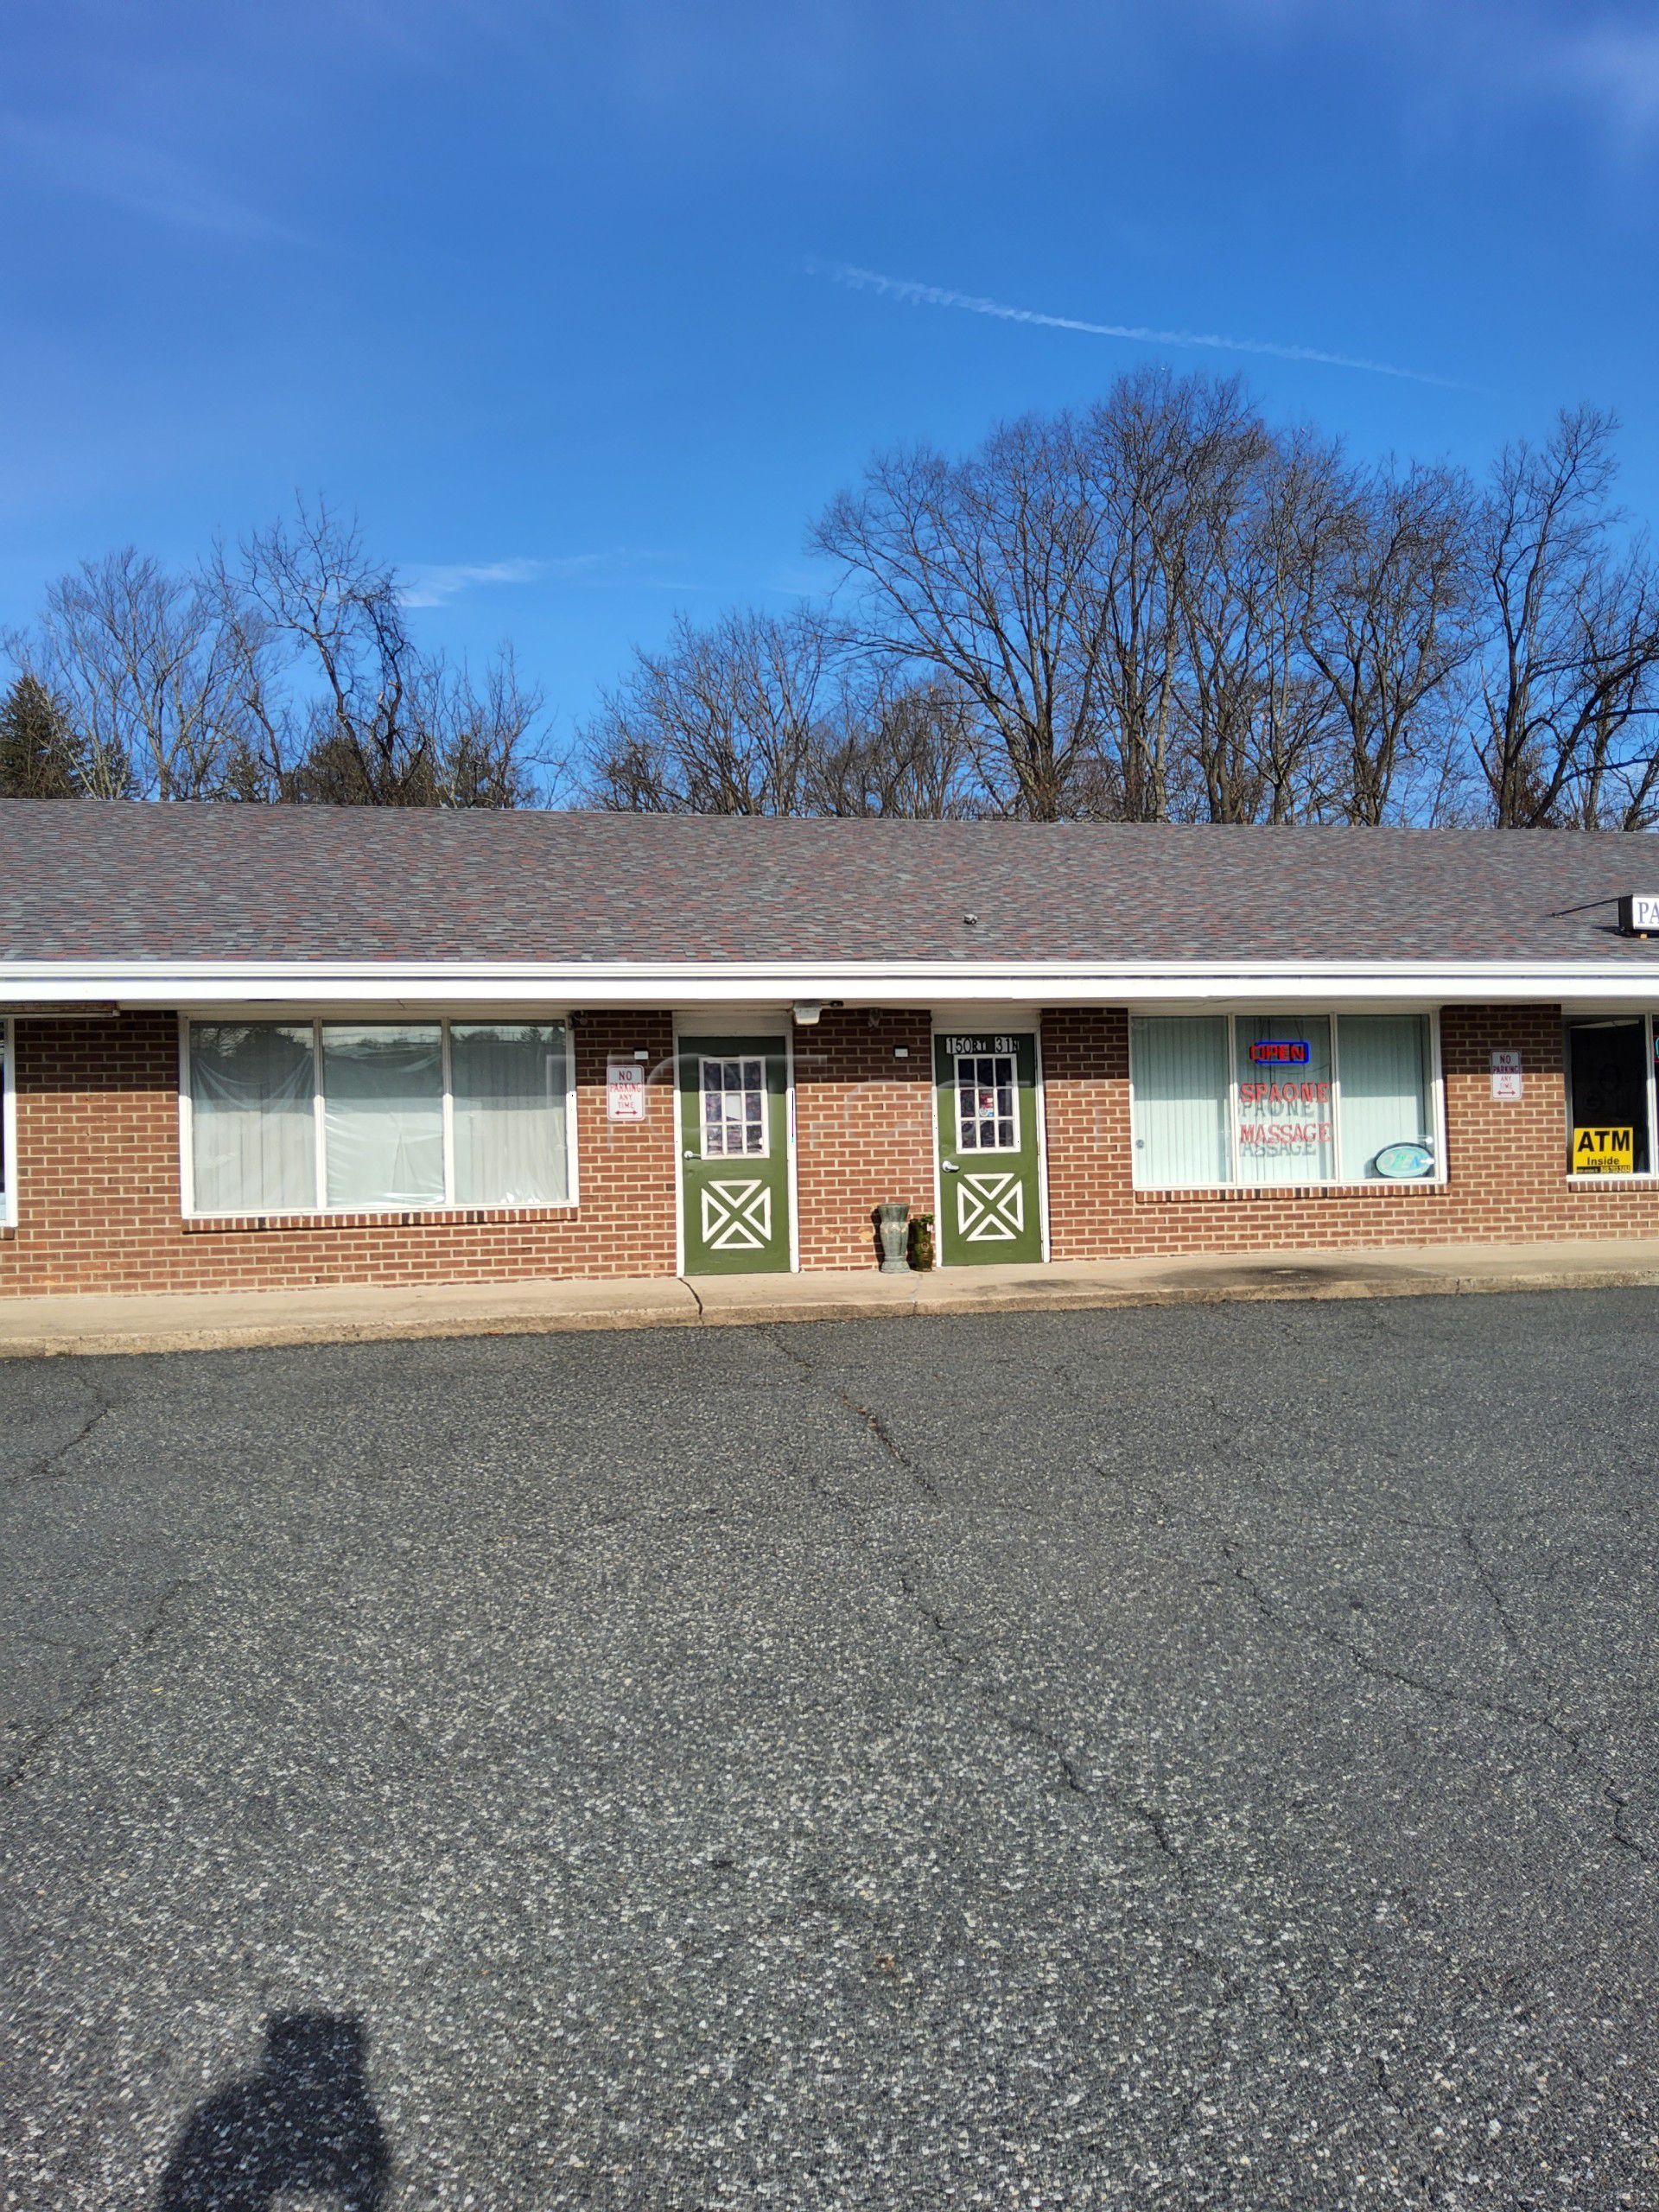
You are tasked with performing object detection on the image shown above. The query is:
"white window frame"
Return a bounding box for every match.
[1562,1011,1659,1183]
[179,1014,579,1218]
[953,1048,1021,1154]
[1129,1008,1446,1192]
[696,1053,771,1161]
[0,1018,15,1229]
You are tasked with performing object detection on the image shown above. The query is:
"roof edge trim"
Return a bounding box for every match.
[4,957,1659,1009]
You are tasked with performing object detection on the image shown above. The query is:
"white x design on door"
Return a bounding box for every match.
[955,1170,1026,1243]
[699,1177,773,1251]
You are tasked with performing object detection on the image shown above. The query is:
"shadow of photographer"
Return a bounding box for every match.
[157,2011,391,2210]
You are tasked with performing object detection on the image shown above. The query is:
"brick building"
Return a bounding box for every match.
[4,801,1659,1298]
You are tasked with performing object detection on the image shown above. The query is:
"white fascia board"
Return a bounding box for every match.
[4,956,1659,1009]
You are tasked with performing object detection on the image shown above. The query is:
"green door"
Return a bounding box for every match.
[678,1035,793,1274]
[934,1029,1045,1266]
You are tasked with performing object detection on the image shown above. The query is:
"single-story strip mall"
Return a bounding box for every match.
[5,800,1659,1297]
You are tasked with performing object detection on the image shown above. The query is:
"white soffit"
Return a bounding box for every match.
[6,957,1659,1009]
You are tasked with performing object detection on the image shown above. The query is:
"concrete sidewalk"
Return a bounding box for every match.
[3,1237,1659,1357]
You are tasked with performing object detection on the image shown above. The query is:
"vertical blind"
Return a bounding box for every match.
[189,1019,570,1213]
[1337,1016,1433,1182]
[1131,1013,1434,1188]
[1130,1017,1231,1186]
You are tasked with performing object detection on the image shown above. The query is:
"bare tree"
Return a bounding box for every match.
[808,670,982,817]
[225,500,548,807]
[1162,416,1343,823]
[583,606,833,814]
[1080,369,1273,820]
[1474,407,1659,827]
[812,415,1114,820]
[25,549,257,798]
[1296,458,1478,826]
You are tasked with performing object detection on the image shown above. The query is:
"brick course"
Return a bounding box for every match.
[792,1009,936,1268]
[4,1001,1659,1298]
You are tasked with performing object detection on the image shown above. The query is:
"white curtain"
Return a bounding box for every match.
[191,1023,316,1212]
[451,1024,569,1205]
[1338,1015,1432,1180]
[1130,1017,1231,1186]
[321,1025,444,1208]
[1235,1015,1334,1185]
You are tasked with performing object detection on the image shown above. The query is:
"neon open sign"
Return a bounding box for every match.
[1249,1039,1311,1065]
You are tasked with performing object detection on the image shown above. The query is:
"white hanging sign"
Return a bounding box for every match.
[1490,1049,1522,1102]
[606,1058,648,1122]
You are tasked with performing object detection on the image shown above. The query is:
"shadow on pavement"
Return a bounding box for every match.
[156,2012,391,2210]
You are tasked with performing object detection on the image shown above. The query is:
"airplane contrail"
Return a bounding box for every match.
[815,263,1464,389]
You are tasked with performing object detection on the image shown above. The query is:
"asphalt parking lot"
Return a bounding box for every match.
[3,1294,1657,2209]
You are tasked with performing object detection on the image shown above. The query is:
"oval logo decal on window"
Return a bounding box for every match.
[1373,1142,1434,1179]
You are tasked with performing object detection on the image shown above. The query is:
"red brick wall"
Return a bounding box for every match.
[7,1001,1659,1300]
[0,1012,677,1296]
[791,1008,936,1268]
[1041,1003,1659,1259]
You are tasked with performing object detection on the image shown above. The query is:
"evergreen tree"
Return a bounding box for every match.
[0,673,83,798]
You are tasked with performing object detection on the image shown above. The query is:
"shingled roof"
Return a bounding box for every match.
[3,800,1659,969]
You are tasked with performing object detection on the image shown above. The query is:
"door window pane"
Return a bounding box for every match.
[1235,1015,1334,1185]
[190,1022,316,1212]
[451,1023,569,1205]
[1130,1017,1231,1186]
[1338,1016,1433,1180]
[957,1053,1017,1151]
[1566,1020,1649,1174]
[701,1057,767,1157]
[322,1024,444,1207]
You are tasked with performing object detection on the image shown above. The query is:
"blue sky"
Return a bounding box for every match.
[3,0,1657,758]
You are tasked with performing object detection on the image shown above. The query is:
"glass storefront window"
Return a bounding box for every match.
[1129,1017,1232,1187]
[1235,1016,1334,1185]
[1129,1012,1437,1190]
[187,1018,573,1213]
[1565,1020,1651,1176]
[1337,1015,1435,1181]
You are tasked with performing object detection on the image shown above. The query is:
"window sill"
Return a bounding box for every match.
[1133,1182,1447,1204]
[183,1205,579,1234]
[1566,1176,1657,1190]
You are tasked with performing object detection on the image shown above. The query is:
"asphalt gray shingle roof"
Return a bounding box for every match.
[3,799,1659,967]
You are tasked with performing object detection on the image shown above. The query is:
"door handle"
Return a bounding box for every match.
[683,1148,696,1160]
[942,1160,960,1172]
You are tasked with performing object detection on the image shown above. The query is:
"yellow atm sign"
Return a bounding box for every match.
[1573,1126,1635,1174]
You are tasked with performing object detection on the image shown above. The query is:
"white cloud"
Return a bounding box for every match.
[814,263,1464,388]
[395,554,635,610]
[396,558,548,610]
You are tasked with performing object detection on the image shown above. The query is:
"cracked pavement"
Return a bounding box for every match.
[2,1292,1657,2207]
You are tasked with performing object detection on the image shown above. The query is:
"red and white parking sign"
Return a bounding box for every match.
[606,1058,648,1122]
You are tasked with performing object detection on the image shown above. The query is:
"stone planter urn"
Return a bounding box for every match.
[875,1201,912,1274]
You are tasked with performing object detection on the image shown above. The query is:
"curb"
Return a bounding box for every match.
[3,1262,1659,1360]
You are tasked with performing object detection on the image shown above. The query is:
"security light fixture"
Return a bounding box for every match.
[792,1001,823,1026]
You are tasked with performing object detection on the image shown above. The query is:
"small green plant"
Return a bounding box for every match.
[908,1211,935,1271]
